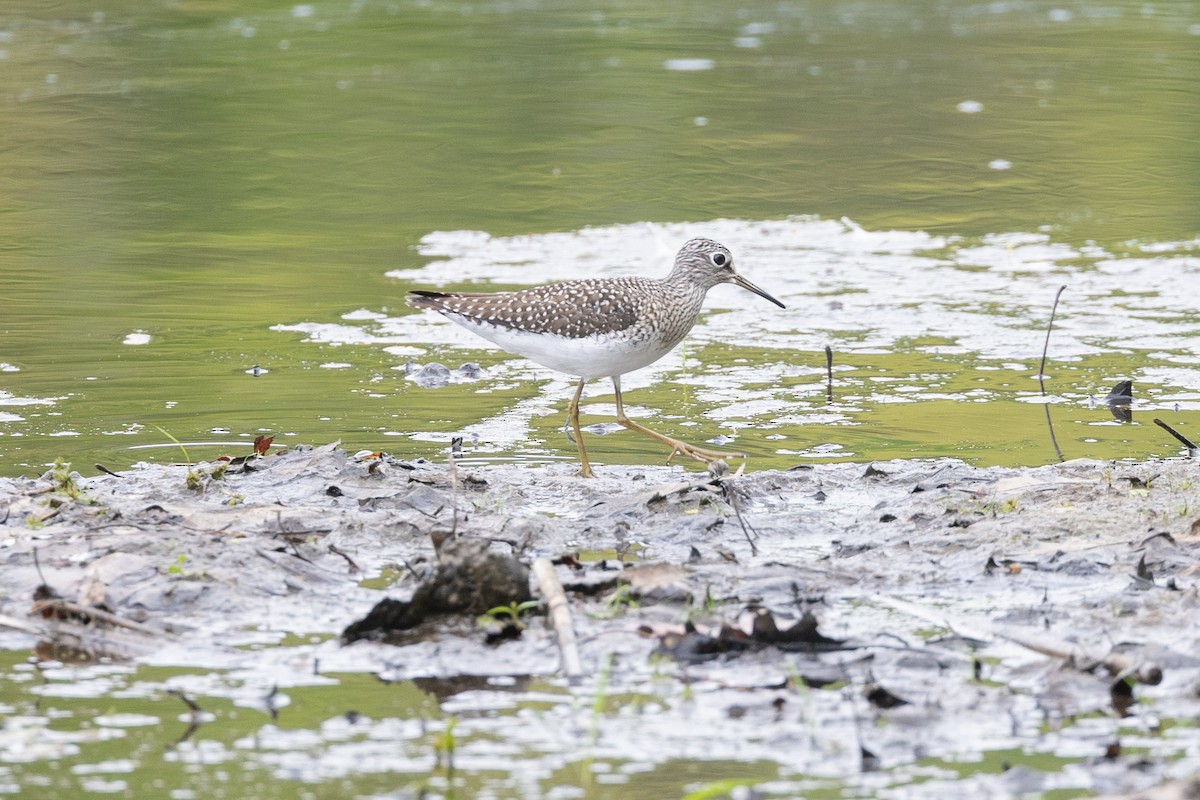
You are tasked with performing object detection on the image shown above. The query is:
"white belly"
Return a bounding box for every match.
[449,313,677,379]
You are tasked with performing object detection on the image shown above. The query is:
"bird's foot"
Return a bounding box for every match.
[662,439,747,466]
[615,416,746,467]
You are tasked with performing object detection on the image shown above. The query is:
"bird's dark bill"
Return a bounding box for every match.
[733,275,786,309]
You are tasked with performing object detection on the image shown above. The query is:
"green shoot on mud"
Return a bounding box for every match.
[425,714,458,800]
[599,584,639,619]
[482,599,541,630]
[28,459,95,524]
[153,425,204,490]
[163,553,205,579]
[49,458,89,502]
[433,715,457,771]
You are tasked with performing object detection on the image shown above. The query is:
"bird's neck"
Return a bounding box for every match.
[648,272,710,342]
[657,270,708,307]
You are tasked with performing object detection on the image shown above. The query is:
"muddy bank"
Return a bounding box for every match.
[2,444,1199,797]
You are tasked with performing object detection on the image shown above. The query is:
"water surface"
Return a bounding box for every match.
[2,3,1199,793]
[0,1,1197,473]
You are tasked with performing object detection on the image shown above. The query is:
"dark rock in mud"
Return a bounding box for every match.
[342,536,531,643]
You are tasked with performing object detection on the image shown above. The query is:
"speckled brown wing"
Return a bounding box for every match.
[408,279,648,340]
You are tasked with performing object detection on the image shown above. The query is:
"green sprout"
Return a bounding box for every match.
[153,425,204,490]
[596,584,639,618]
[50,458,85,500]
[483,600,542,627]
[433,715,457,771]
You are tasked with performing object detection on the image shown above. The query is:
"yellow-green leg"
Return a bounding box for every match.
[567,377,594,478]
[611,376,745,465]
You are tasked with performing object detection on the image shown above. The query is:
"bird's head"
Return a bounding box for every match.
[672,238,786,309]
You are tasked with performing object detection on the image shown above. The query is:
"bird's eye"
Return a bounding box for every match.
[710,252,729,267]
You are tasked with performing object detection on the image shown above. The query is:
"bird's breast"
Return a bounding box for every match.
[446,313,681,379]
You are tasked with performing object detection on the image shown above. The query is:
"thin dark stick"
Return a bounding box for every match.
[722,477,759,557]
[1038,285,1068,393]
[724,489,753,556]
[1042,404,1064,463]
[825,345,834,402]
[32,547,48,587]
[167,688,203,714]
[1153,418,1198,451]
[1038,286,1067,463]
[328,544,362,573]
[448,449,459,538]
[265,685,281,721]
[165,689,205,751]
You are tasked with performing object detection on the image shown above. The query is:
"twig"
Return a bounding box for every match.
[1001,628,1161,684]
[532,557,582,679]
[1038,285,1068,462]
[1042,404,1064,463]
[32,547,49,588]
[165,689,206,750]
[825,345,834,403]
[404,503,445,520]
[1153,418,1198,452]
[167,688,203,714]
[719,464,759,556]
[0,612,43,635]
[878,596,1162,685]
[277,535,314,565]
[34,507,62,524]
[328,544,361,573]
[30,599,165,636]
[1037,285,1067,393]
[264,685,282,721]
[448,449,459,538]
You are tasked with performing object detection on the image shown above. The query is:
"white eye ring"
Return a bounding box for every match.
[709,252,729,267]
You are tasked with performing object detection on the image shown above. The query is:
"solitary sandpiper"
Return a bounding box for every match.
[407,237,786,477]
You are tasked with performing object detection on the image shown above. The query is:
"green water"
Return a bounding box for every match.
[1,0,1198,475]
[0,649,1156,799]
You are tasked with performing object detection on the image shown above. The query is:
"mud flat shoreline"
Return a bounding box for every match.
[2,443,1199,797]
